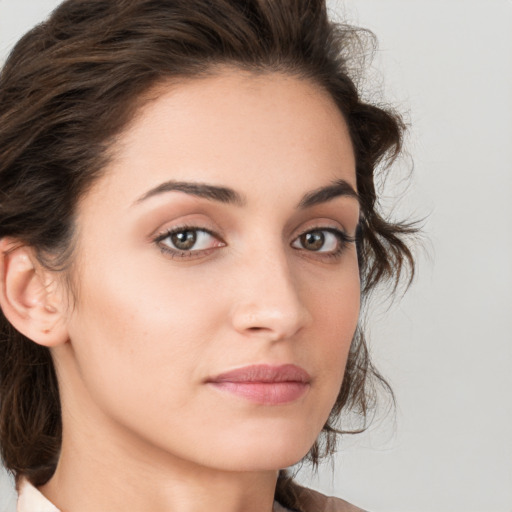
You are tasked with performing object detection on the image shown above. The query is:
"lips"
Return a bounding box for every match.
[206,364,311,405]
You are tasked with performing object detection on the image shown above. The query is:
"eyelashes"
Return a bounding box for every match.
[153,224,356,261]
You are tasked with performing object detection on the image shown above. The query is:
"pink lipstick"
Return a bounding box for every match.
[207,364,310,405]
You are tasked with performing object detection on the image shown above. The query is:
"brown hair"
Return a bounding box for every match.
[0,0,415,508]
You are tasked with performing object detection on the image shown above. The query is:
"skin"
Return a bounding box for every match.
[30,70,360,512]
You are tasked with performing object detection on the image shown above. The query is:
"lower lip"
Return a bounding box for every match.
[208,381,309,405]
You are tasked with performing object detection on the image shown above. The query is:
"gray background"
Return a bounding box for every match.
[1,1,511,511]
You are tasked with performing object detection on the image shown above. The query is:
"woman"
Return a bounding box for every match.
[0,1,414,511]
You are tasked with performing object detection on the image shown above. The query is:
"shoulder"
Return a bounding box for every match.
[292,484,367,512]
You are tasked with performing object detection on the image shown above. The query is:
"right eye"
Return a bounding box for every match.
[154,226,225,258]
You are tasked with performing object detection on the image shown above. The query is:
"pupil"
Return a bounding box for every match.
[302,231,324,251]
[171,230,196,250]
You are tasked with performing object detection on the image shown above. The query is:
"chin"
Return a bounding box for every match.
[209,447,312,473]
[194,424,319,472]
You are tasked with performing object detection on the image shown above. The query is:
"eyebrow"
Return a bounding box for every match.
[134,181,245,206]
[297,179,359,208]
[134,178,359,209]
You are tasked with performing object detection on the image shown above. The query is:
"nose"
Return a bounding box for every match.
[229,249,311,341]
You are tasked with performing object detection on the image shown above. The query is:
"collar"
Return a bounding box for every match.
[17,479,60,512]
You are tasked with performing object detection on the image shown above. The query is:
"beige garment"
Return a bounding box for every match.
[291,484,367,512]
[17,478,365,512]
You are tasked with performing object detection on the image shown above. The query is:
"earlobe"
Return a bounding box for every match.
[0,238,69,347]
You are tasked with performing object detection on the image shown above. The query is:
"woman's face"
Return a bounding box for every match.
[56,70,360,472]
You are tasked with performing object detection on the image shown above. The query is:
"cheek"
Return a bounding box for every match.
[305,257,360,389]
[65,251,226,413]
[306,253,360,335]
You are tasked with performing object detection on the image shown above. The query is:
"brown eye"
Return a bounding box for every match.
[291,228,347,254]
[156,227,225,257]
[171,230,197,250]
[300,231,325,251]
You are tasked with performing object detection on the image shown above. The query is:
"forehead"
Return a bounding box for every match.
[86,69,356,209]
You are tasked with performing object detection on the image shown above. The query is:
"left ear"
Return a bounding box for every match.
[0,238,69,347]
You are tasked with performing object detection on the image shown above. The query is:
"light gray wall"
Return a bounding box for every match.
[1,1,511,511]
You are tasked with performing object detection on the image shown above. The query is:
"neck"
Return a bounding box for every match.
[40,431,279,512]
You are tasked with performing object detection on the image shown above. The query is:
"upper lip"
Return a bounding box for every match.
[207,364,311,384]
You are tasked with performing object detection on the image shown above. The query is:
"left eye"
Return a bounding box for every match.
[156,227,223,254]
[291,229,346,253]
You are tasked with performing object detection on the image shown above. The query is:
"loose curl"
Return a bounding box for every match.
[0,0,416,509]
